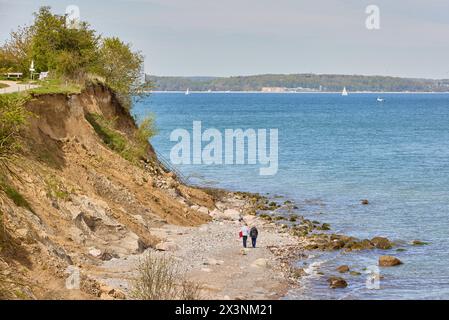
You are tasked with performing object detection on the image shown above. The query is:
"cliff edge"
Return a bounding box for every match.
[0,83,214,299]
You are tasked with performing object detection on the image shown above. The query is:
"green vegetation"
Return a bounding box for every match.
[45,176,70,200]
[0,94,31,170]
[0,178,32,211]
[86,113,157,163]
[147,74,449,92]
[0,83,8,89]
[1,6,150,105]
[94,37,147,109]
[29,78,82,96]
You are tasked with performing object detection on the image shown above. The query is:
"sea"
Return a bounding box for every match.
[133,92,449,300]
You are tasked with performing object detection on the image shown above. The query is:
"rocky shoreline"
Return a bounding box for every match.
[90,187,413,299]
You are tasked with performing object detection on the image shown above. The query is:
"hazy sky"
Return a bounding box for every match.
[1,0,449,78]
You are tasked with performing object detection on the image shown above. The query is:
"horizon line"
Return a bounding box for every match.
[146,72,449,81]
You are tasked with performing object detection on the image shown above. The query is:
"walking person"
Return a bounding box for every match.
[240,223,250,248]
[250,226,259,248]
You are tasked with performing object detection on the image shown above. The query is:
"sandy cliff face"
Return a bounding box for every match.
[0,84,214,299]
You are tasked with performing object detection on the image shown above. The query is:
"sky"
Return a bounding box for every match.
[1,0,449,79]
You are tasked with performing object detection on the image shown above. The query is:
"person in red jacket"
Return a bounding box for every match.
[240,224,250,248]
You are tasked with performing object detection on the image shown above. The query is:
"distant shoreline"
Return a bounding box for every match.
[149,90,449,94]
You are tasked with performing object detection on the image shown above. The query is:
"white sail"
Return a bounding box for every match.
[185,88,190,95]
[342,87,348,96]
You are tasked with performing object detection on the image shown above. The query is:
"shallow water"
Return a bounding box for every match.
[133,92,449,300]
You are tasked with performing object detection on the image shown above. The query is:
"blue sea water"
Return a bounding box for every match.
[133,93,449,300]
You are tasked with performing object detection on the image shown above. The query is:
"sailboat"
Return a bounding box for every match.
[342,87,348,96]
[185,88,190,95]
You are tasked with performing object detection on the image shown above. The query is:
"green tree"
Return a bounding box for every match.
[29,6,99,78]
[0,25,34,75]
[96,37,149,109]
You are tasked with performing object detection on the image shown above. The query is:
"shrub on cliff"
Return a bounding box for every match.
[94,37,150,110]
[0,94,31,170]
[85,113,156,164]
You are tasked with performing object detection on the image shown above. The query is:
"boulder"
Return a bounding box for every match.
[328,277,348,289]
[361,199,369,205]
[371,237,392,250]
[198,206,209,215]
[379,255,403,267]
[336,265,350,273]
[223,209,241,220]
[155,242,179,252]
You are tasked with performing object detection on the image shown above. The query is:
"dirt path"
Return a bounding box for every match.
[0,80,39,94]
[168,218,296,299]
[90,214,297,300]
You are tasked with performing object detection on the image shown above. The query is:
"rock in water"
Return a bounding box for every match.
[336,265,350,273]
[371,237,392,250]
[379,255,403,267]
[361,199,369,205]
[412,240,429,246]
[328,277,348,289]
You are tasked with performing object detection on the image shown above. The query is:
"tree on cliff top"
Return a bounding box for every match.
[1,6,149,105]
[30,6,99,78]
[95,37,148,109]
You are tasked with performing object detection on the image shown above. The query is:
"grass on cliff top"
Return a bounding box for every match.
[29,78,82,96]
[86,113,157,164]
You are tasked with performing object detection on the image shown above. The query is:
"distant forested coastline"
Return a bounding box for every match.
[146,74,449,92]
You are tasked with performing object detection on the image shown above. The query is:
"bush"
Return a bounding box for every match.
[131,252,202,300]
[0,94,31,170]
[86,113,156,164]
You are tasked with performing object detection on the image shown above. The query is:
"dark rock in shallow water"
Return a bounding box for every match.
[371,237,393,250]
[328,277,348,289]
[379,255,403,267]
[336,265,350,273]
[361,199,370,205]
[412,240,429,246]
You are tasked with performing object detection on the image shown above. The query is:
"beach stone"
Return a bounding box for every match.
[379,255,403,267]
[350,271,362,276]
[336,265,350,273]
[198,206,209,214]
[155,242,179,252]
[371,237,392,250]
[223,209,241,220]
[361,199,369,205]
[328,277,348,289]
[88,247,102,257]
